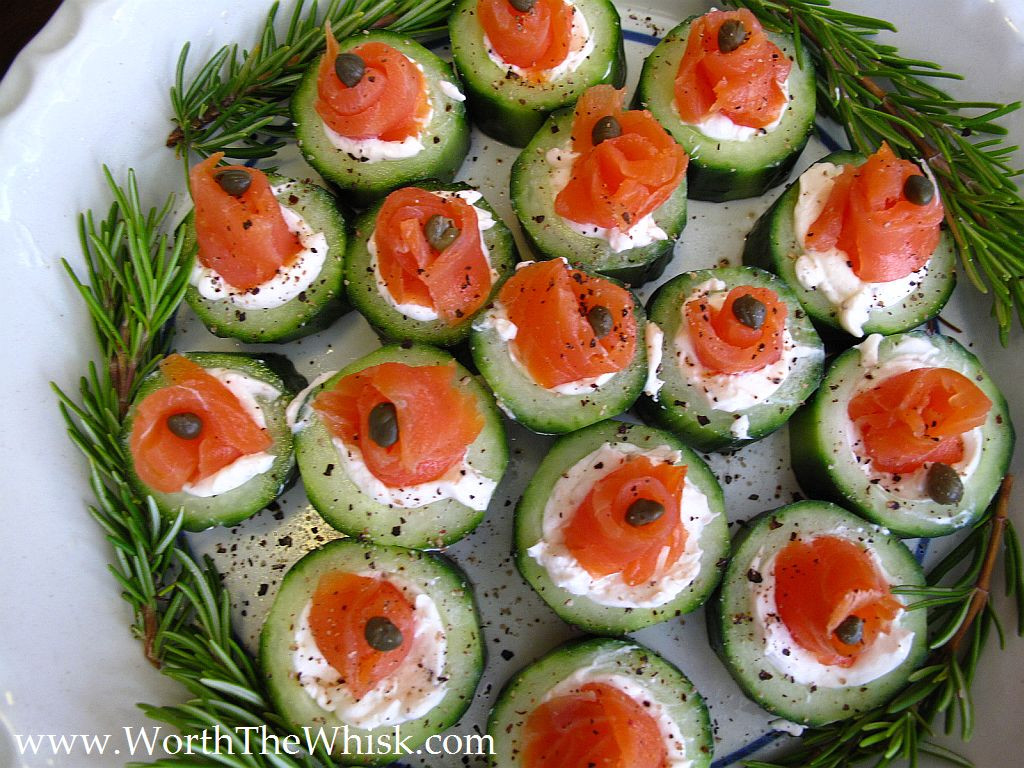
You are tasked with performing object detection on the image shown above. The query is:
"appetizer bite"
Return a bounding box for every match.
[709,501,928,726]
[344,182,517,346]
[636,9,816,201]
[790,331,1014,537]
[516,420,728,633]
[291,344,507,548]
[182,156,348,343]
[124,352,297,531]
[744,145,956,337]
[449,0,626,146]
[261,539,483,766]
[470,258,649,434]
[489,637,713,768]
[640,266,824,452]
[293,29,470,206]
[511,85,689,283]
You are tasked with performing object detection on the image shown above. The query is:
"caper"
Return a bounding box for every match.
[586,305,614,338]
[718,19,749,53]
[334,53,366,88]
[368,402,399,448]
[213,169,252,198]
[732,293,767,330]
[424,214,460,251]
[903,174,934,206]
[926,462,963,505]
[166,412,203,440]
[591,115,622,146]
[834,615,865,646]
[509,0,536,11]
[625,498,665,527]
[364,616,404,652]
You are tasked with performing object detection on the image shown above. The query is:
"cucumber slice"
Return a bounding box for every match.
[743,151,957,337]
[261,539,483,766]
[789,331,1014,537]
[182,176,349,343]
[292,31,470,207]
[510,107,687,284]
[469,268,648,435]
[639,266,824,452]
[489,637,713,768]
[515,420,728,633]
[123,352,298,532]
[708,501,928,726]
[635,16,816,201]
[294,344,508,548]
[448,0,626,147]
[344,181,518,347]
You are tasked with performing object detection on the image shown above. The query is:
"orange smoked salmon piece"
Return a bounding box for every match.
[555,86,688,231]
[313,362,484,487]
[129,354,272,493]
[190,154,301,292]
[478,0,573,77]
[805,143,944,282]
[316,31,430,141]
[848,367,991,474]
[674,9,791,129]
[685,285,787,374]
[375,187,491,324]
[564,456,687,586]
[499,259,636,389]
[523,681,667,768]
[775,536,903,667]
[308,572,415,699]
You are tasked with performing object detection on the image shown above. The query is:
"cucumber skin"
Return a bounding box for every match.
[448,0,626,148]
[292,32,470,208]
[344,181,519,347]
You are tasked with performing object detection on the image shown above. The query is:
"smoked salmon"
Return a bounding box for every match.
[477,0,573,78]
[848,367,991,474]
[499,259,637,389]
[685,285,787,374]
[190,154,301,292]
[129,354,272,493]
[313,361,484,487]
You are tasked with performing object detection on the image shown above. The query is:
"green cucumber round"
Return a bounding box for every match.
[293,343,508,548]
[292,31,470,207]
[123,352,298,532]
[344,181,518,347]
[261,539,483,766]
[488,637,713,768]
[182,176,349,343]
[635,15,816,201]
[789,331,1014,537]
[743,151,957,337]
[515,420,728,633]
[448,0,626,147]
[708,501,928,726]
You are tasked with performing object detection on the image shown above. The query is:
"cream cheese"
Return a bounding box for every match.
[439,80,466,101]
[644,322,665,399]
[483,0,595,83]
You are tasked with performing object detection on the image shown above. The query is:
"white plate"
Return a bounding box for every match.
[1,1,1022,766]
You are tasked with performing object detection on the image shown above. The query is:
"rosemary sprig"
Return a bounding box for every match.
[166,0,455,165]
[746,477,1024,768]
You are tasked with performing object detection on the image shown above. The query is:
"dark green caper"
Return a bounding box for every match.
[334,53,366,88]
[903,174,934,206]
[926,462,963,505]
[509,0,536,11]
[368,402,399,448]
[732,293,767,330]
[624,498,665,527]
[586,305,614,338]
[166,412,203,440]
[834,615,865,645]
[591,115,622,146]
[364,616,404,652]
[718,19,750,53]
[213,169,252,198]
[424,214,460,251]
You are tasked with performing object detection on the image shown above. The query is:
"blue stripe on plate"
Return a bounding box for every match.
[915,537,931,563]
[624,28,662,47]
[712,731,786,768]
